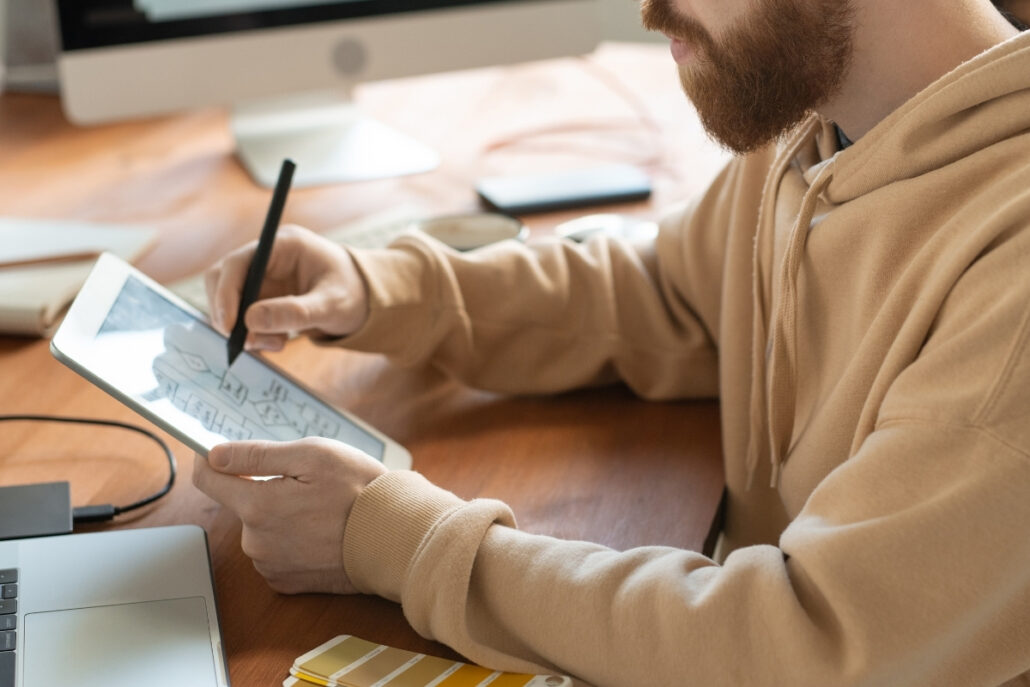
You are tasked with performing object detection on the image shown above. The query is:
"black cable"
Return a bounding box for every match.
[0,414,177,524]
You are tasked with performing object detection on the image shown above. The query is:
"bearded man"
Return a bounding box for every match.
[195,1,1030,684]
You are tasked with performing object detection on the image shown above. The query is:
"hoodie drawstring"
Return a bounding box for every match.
[744,119,835,489]
[765,166,834,486]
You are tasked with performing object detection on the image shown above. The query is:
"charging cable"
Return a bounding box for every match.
[0,414,177,524]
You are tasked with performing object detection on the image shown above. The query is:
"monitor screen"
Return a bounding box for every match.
[58,0,520,49]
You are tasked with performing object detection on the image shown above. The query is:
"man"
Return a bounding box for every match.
[195,0,1030,684]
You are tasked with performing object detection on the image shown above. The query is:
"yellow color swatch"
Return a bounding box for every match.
[299,635,381,680]
[338,647,413,684]
[433,664,495,687]
[384,655,458,686]
[487,674,536,687]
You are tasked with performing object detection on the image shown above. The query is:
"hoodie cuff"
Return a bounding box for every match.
[343,470,466,602]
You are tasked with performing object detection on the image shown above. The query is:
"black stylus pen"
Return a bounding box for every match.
[227,158,296,367]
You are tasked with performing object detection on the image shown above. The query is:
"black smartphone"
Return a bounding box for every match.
[475,164,652,215]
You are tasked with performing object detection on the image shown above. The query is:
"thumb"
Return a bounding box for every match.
[246,292,340,335]
[208,441,301,478]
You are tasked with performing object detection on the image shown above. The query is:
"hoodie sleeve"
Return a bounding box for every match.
[332,154,770,399]
[336,229,714,399]
[342,405,1030,687]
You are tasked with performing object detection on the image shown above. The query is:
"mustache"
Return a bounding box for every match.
[640,0,715,50]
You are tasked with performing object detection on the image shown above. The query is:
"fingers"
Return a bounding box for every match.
[244,332,288,353]
[205,243,254,335]
[192,452,262,517]
[192,442,308,521]
[205,225,309,334]
[208,440,309,478]
[245,292,341,335]
[205,225,352,337]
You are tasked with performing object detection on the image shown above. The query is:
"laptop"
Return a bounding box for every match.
[0,525,229,687]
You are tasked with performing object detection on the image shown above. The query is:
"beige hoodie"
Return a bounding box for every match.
[337,31,1030,686]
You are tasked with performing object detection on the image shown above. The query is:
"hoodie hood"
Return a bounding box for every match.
[825,31,1030,202]
[745,30,1030,488]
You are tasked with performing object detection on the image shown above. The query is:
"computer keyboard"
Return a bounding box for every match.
[324,210,423,250]
[0,568,16,687]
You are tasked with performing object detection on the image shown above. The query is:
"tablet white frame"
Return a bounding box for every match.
[51,252,412,470]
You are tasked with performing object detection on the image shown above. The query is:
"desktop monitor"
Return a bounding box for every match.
[54,0,600,187]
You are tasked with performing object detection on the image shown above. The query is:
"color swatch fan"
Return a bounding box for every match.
[284,635,571,687]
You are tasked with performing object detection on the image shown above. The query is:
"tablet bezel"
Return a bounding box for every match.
[51,253,412,470]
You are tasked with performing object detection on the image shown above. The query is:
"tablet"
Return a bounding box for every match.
[51,253,411,470]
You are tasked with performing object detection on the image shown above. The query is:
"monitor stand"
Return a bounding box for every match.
[231,90,439,188]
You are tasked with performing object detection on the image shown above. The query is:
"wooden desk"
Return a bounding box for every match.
[0,43,728,685]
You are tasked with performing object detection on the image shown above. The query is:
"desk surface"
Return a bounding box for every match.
[0,43,728,685]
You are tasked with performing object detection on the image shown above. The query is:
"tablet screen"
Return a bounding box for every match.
[86,274,385,459]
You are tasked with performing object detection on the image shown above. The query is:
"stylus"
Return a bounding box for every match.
[227,158,296,367]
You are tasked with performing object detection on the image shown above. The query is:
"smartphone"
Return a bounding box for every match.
[476,164,652,215]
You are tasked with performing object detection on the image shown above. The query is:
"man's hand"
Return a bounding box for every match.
[192,437,388,595]
[205,224,369,351]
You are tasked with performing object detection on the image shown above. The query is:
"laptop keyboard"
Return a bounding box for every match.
[0,568,16,687]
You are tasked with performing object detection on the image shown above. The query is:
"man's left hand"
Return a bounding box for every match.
[192,437,388,595]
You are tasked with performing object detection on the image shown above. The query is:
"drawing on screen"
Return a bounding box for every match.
[143,323,341,442]
[96,274,381,456]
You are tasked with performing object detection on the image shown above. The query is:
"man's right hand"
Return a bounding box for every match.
[205,224,369,352]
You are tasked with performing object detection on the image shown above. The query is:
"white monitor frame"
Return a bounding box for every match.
[56,1,600,187]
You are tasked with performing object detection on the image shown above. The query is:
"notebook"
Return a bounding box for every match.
[0,217,156,336]
[0,525,229,687]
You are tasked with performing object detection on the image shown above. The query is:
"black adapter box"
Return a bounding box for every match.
[0,481,73,540]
